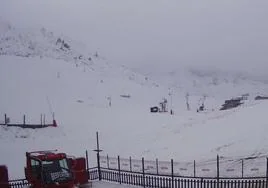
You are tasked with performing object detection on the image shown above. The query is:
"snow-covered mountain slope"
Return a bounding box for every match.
[143,67,268,99]
[1,20,268,179]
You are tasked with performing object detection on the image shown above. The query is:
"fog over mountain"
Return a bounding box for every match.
[1,0,268,77]
[2,1,268,180]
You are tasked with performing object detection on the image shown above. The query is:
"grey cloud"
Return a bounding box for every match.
[1,0,268,76]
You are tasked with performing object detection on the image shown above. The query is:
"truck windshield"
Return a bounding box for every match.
[41,158,72,183]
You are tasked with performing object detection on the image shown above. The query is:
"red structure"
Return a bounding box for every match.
[52,120,57,127]
[71,157,88,185]
[0,165,9,188]
[0,114,58,129]
[24,150,88,188]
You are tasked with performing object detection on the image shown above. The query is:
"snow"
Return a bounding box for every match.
[1,19,268,183]
[92,181,138,188]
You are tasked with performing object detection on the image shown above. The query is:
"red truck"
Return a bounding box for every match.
[1,150,91,188]
[25,150,90,188]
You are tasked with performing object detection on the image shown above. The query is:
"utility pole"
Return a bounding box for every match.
[93,132,103,180]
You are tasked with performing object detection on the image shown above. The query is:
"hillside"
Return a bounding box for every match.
[1,20,268,179]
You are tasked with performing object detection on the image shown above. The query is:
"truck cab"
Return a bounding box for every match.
[25,151,75,188]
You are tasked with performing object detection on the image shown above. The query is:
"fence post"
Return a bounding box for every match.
[107,154,109,169]
[86,150,89,180]
[23,115,26,125]
[217,155,220,188]
[171,159,174,188]
[43,114,46,125]
[241,159,244,178]
[142,157,145,188]
[96,146,101,180]
[86,150,89,170]
[156,158,159,175]
[41,114,43,125]
[130,156,132,172]
[118,155,121,184]
[266,157,268,188]
[4,114,7,124]
[194,160,196,177]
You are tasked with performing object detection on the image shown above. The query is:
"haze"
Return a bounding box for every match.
[1,0,268,75]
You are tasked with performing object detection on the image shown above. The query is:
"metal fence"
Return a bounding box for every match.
[92,168,267,188]
[91,154,268,188]
[100,155,268,178]
[6,151,268,188]
[3,179,30,188]
[0,113,57,128]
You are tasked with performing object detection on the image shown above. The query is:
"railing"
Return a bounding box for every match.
[5,149,268,188]
[0,113,57,129]
[6,165,268,188]
[99,155,268,178]
[4,179,30,188]
[88,167,99,181]
[92,168,267,188]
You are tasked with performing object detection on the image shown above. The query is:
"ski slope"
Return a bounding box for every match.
[1,20,268,180]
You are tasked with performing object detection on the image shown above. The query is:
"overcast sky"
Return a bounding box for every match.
[1,0,268,75]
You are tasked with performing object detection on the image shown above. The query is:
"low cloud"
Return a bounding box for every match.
[1,0,268,76]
